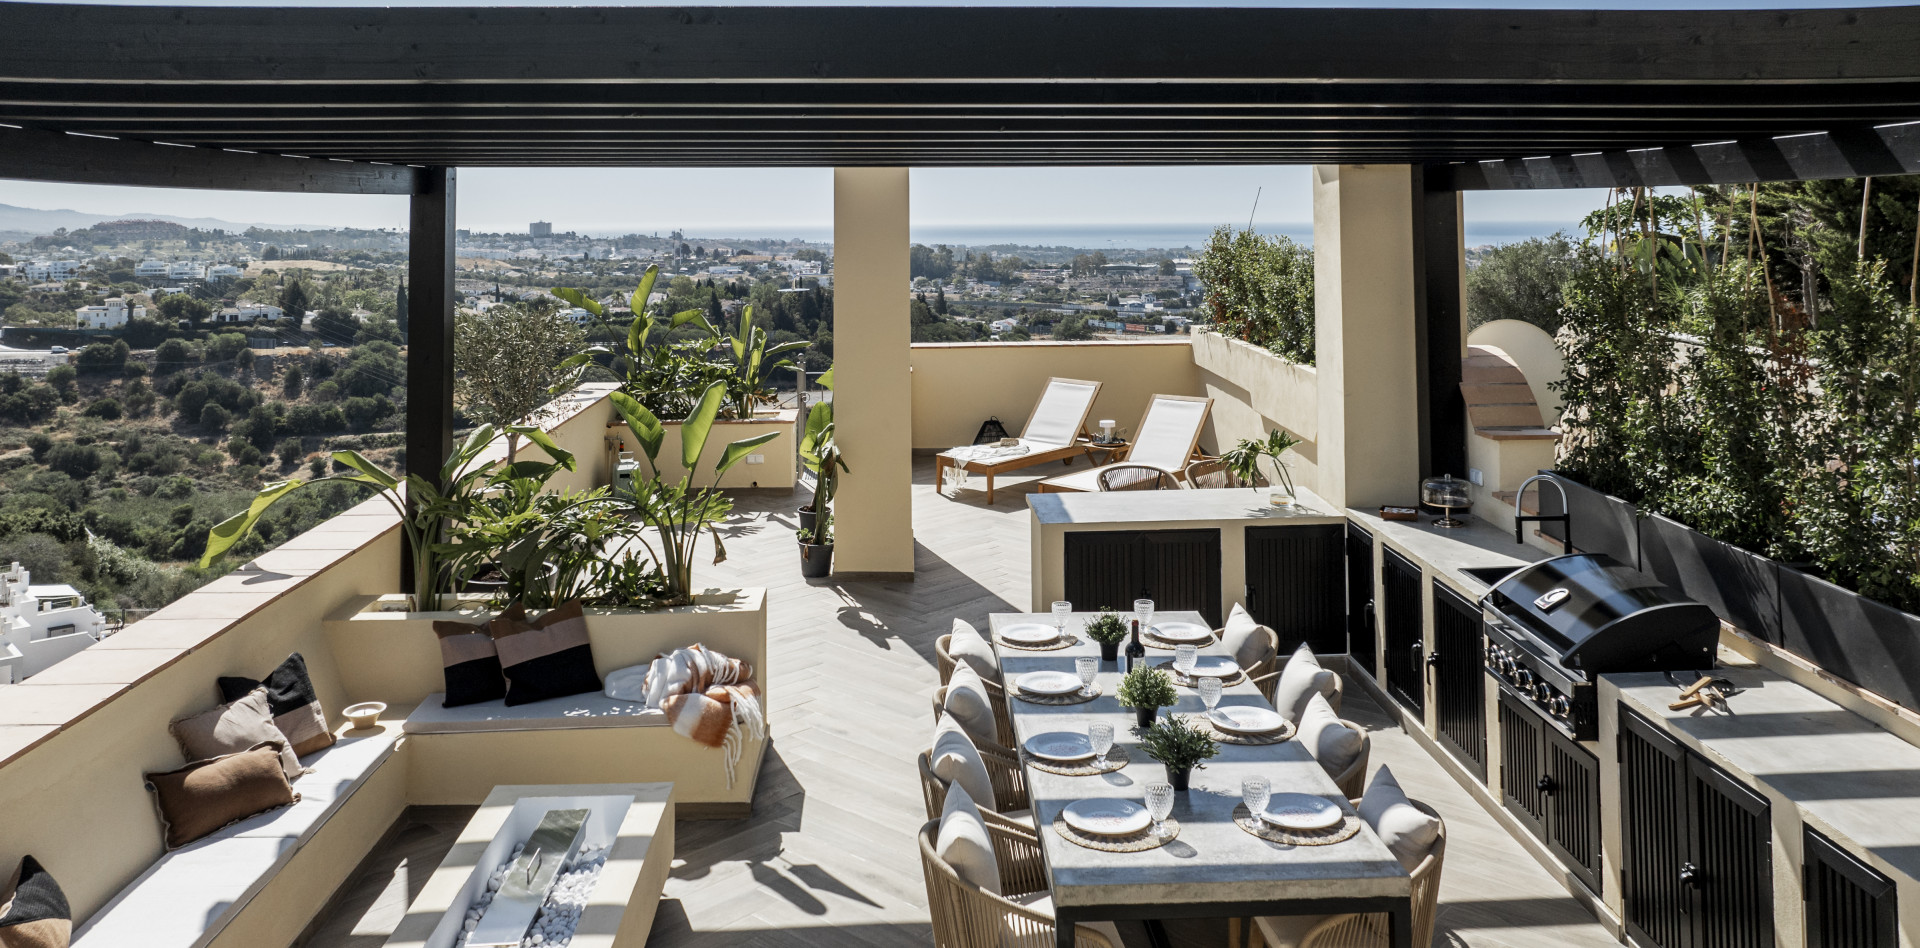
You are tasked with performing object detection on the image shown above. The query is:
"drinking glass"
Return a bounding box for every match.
[1174,644,1198,678]
[1075,656,1098,697]
[1145,782,1175,838]
[1198,676,1223,711]
[1088,722,1114,767]
[1241,775,1272,820]
[1051,601,1072,636]
[1134,598,1155,635]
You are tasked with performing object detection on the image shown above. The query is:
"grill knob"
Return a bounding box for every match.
[1534,682,1554,703]
[1550,695,1570,717]
[1514,668,1534,689]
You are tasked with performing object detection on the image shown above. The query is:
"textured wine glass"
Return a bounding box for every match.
[1145,782,1175,838]
[1088,722,1114,767]
[1075,656,1098,697]
[1174,644,1198,678]
[1198,676,1223,711]
[1051,601,1072,635]
[1134,598,1155,635]
[1241,775,1272,821]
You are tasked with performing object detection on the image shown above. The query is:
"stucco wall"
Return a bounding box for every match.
[909,340,1202,451]
[1468,319,1565,424]
[1189,331,1320,495]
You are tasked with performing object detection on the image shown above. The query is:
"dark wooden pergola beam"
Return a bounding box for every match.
[0,123,418,194]
[1440,122,1920,191]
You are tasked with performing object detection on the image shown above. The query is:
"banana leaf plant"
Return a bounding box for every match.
[797,367,849,545]
[200,423,577,611]
[610,379,780,603]
[560,266,729,421]
[1220,428,1301,498]
[723,304,809,419]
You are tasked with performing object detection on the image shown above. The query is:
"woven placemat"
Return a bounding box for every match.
[1195,717,1296,746]
[1022,745,1131,776]
[1052,815,1180,852]
[995,634,1077,652]
[1142,630,1216,651]
[1231,803,1362,846]
[1013,684,1103,706]
[1150,660,1247,688]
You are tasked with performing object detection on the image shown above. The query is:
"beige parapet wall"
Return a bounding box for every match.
[647,411,798,491]
[909,340,1202,451]
[1189,331,1320,495]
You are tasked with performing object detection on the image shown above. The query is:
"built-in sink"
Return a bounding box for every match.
[1459,565,1521,587]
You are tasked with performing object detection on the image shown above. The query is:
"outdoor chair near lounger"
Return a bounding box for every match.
[1037,393,1213,493]
[935,377,1103,504]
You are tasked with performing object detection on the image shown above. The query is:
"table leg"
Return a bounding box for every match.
[986,472,996,504]
[1387,898,1413,948]
[935,455,947,493]
[1056,917,1077,948]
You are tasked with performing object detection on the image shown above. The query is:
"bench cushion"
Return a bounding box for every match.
[403,691,666,733]
[73,726,401,948]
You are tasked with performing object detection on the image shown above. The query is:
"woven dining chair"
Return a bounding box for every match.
[1246,801,1447,948]
[934,683,1019,752]
[1096,463,1185,491]
[1213,624,1281,687]
[936,633,958,686]
[1327,721,1372,800]
[919,816,1119,948]
[1185,457,1263,489]
[917,748,1031,821]
[1247,667,1346,714]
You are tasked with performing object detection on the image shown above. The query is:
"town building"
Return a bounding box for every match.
[167,261,206,281]
[24,260,79,282]
[0,562,112,683]
[135,259,169,279]
[529,221,553,237]
[74,297,147,329]
[216,303,285,323]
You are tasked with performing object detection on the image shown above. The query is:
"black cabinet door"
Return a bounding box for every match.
[1544,727,1603,896]
[1689,755,1773,948]
[1498,689,1548,841]
[1347,525,1377,679]
[1245,524,1347,654]
[1381,547,1425,713]
[1431,581,1487,780]
[1064,529,1221,626]
[1804,827,1897,948]
[1622,710,1693,948]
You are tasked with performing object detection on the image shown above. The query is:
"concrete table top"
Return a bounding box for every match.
[1028,487,1347,527]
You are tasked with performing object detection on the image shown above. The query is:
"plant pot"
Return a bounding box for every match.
[798,505,819,535]
[1134,706,1158,729]
[798,539,834,579]
[1168,766,1192,792]
[1098,640,1119,662]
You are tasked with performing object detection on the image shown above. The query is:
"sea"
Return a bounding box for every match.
[662,221,1574,252]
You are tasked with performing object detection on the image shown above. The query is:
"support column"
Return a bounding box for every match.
[405,167,456,591]
[1413,166,1468,481]
[830,167,915,579]
[1312,165,1422,509]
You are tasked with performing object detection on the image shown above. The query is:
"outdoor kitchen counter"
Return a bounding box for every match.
[1346,507,1547,603]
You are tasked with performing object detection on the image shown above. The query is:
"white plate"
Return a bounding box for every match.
[1261,793,1343,831]
[1024,731,1095,761]
[1000,623,1060,645]
[1187,655,1240,678]
[1063,798,1151,836]
[1017,671,1085,696]
[1153,621,1213,643]
[1208,706,1286,734]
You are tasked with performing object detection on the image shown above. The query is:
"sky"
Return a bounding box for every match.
[17,0,1914,6]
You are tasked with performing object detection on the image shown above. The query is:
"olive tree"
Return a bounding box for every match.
[454,302,594,458]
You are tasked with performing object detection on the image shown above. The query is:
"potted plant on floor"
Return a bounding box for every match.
[1084,608,1127,662]
[1140,714,1219,792]
[1222,428,1303,507]
[797,512,834,579]
[797,367,848,572]
[1117,664,1177,729]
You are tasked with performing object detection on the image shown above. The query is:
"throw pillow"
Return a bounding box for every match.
[0,856,69,948]
[942,663,1001,749]
[1297,692,1364,782]
[935,782,1002,895]
[1358,765,1442,872]
[930,712,996,812]
[145,742,300,850]
[946,618,1002,684]
[430,615,508,707]
[1272,643,1337,725]
[170,687,303,782]
[216,652,335,756]
[1219,603,1277,670]
[489,600,602,706]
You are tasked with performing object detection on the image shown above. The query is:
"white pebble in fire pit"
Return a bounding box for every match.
[452,843,609,948]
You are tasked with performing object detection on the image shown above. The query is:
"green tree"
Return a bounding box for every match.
[279,280,311,320]
[1192,227,1315,363]
[1056,313,1094,341]
[453,303,590,456]
[1466,233,1585,332]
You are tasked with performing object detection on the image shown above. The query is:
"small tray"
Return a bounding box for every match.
[1379,505,1421,522]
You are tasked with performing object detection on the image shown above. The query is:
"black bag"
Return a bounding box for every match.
[973,416,1011,445]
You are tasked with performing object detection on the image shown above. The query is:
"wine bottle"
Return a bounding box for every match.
[1125,618,1146,675]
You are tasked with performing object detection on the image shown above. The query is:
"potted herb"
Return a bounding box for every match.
[1140,714,1219,791]
[1083,608,1128,662]
[1222,428,1303,507]
[1116,664,1177,729]
[797,512,834,580]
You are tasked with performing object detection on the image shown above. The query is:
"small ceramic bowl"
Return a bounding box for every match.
[344,701,387,731]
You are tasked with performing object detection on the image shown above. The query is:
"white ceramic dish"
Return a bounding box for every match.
[1024,731,1096,762]
[1208,706,1286,734]
[1017,671,1085,696]
[1261,793,1343,831]
[1063,798,1151,836]
[1187,655,1239,678]
[344,700,387,731]
[1000,623,1061,645]
[1153,621,1213,643]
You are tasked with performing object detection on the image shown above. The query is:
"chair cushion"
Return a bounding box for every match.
[144,743,299,851]
[490,600,602,706]
[430,615,509,707]
[1272,644,1337,725]
[936,783,1002,896]
[930,713,996,811]
[0,856,70,948]
[1009,891,1124,945]
[217,652,335,757]
[1297,693,1363,780]
[947,619,1002,685]
[403,691,665,732]
[943,663,1001,748]
[1358,765,1442,872]
[169,688,302,782]
[1220,603,1276,670]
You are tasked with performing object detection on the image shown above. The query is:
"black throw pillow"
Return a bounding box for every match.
[489,600,601,706]
[431,615,508,707]
[0,855,71,948]
[217,652,334,756]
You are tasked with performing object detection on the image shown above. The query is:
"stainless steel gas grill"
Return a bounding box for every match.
[1481,553,1720,742]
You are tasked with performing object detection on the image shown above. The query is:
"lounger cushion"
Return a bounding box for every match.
[145,742,299,850]
[216,652,335,757]
[1358,765,1441,872]
[490,600,602,706]
[930,713,996,811]
[169,688,303,782]
[430,615,509,707]
[1220,603,1277,670]
[1037,466,1105,493]
[1022,378,1099,447]
[1272,644,1337,725]
[942,664,1000,748]
[1297,693,1363,781]
[404,691,665,732]
[936,784,1002,896]
[0,856,70,948]
[947,619,1002,684]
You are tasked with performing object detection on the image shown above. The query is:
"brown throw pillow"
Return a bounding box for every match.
[217,652,335,757]
[431,615,508,707]
[145,742,300,850]
[170,688,303,782]
[489,600,601,707]
[0,856,70,948]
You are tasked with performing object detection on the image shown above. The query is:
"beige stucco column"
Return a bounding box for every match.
[1311,164,1422,509]
[830,167,915,578]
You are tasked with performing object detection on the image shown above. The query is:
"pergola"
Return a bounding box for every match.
[4,2,1918,577]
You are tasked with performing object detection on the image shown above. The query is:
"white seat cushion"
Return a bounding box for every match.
[1272,644,1337,725]
[1220,603,1276,670]
[1038,466,1105,493]
[1297,692,1363,780]
[1010,890,1124,945]
[403,691,666,733]
[943,663,1000,748]
[931,712,996,810]
[947,619,1002,684]
[1358,765,1442,872]
[936,783,1002,896]
[1023,378,1100,447]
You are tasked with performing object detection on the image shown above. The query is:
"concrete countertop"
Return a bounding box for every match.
[1029,487,1346,527]
[1347,507,1549,601]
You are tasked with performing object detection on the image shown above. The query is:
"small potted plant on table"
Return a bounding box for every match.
[1084,608,1127,662]
[1116,664,1177,729]
[1141,714,1219,792]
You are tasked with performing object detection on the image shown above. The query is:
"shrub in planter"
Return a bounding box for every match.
[1117,664,1177,729]
[1140,714,1218,791]
[1083,609,1127,661]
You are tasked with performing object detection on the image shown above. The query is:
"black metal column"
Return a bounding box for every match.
[1411,165,1467,480]
[404,166,456,591]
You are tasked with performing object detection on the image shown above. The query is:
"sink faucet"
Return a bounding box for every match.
[1513,473,1571,550]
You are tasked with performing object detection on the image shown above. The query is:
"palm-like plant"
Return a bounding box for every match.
[1221,428,1302,499]
[798,367,849,545]
[724,304,809,419]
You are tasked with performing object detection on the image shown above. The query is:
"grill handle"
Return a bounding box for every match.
[1679,862,1701,888]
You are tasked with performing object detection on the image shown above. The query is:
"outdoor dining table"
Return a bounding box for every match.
[990,611,1414,948]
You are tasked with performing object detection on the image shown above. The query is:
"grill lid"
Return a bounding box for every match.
[1487,553,1720,671]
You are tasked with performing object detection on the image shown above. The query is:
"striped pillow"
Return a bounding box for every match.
[216,652,335,757]
[430,616,508,707]
[0,856,70,948]
[489,600,602,706]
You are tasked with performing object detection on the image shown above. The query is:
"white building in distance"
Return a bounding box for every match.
[167,261,207,281]
[135,259,170,280]
[0,562,112,683]
[216,303,284,323]
[76,297,147,329]
[25,260,79,282]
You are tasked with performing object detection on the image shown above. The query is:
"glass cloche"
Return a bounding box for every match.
[1420,473,1473,528]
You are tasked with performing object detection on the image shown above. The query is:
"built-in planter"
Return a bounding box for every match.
[1638,513,1781,643]
[1191,331,1318,485]
[1778,568,1920,711]
[607,408,797,491]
